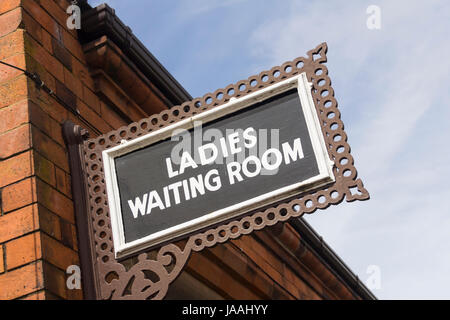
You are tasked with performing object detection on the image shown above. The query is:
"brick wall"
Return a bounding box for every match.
[0,0,128,300]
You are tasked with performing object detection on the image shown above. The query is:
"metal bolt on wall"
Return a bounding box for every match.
[63,43,369,300]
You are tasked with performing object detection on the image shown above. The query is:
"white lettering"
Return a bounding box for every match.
[128,194,148,219]
[179,151,198,174]
[204,169,221,191]
[227,162,243,185]
[198,143,218,165]
[146,191,165,214]
[282,138,304,164]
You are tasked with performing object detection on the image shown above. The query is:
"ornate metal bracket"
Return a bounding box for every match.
[64,43,369,300]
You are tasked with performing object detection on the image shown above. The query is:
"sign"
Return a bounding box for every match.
[103,73,334,258]
[64,43,370,299]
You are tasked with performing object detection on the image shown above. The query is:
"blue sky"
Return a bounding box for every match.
[90,0,450,299]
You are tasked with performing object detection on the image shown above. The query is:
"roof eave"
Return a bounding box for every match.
[78,2,192,107]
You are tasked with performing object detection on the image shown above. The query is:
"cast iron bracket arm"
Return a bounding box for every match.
[62,120,100,300]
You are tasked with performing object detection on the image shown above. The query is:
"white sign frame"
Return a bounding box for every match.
[103,72,335,259]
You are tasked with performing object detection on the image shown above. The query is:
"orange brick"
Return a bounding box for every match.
[77,100,112,133]
[52,38,72,71]
[0,29,25,61]
[0,124,30,159]
[0,204,39,243]
[31,125,69,172]
[41,29,53,54]
[68,285,83,300]
[0,53,25,84]
[187,251,262,300]
[50,118,65,146]
[24,33,64,83]
[0,150,33,188]
[1,177,36,213]
[41,0,79,45]
[55,78,77,112]
[61,28,84,63]
[100,102,128,129]
[54,0,71,11]
[6,232,42,270]
[0,99,29,134]
[63,67,82,98]
[29,89,68,124]
[29,100,52,138]
[39,0,70,33]
[0,245,4,273]
[33,151,56,187]
[38,204,61,241]
[0,7,22,39]
[82,85,101,114]
[24,99,63,148]
[21,10,42,44]
[36,179,74,224]
[20,290,61,300]
[25,53,57,94]
[22,0,62,42]
[0,75,28,109]
[55,166,70,198]
[20,290,47,300]
[42,261,69,299]
[0,0,20,15]
[0,261,44,299]
[60,219,75,250]
[72,58,95,91]
[41,233,78,271]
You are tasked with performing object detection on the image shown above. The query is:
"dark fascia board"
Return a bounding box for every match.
[289,218,377,300]
[78,2,192,107]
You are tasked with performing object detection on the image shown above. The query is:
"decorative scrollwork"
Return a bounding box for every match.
[80,42,369,300]
[99,241,193,300]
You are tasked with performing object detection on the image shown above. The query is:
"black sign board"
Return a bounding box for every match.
[103,73,334,258]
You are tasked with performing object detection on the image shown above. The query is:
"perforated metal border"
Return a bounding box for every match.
[76,43,369,300]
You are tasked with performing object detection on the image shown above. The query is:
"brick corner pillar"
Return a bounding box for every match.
[0,0,104,300]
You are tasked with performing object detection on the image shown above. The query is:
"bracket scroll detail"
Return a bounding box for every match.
[73,42,369,300]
